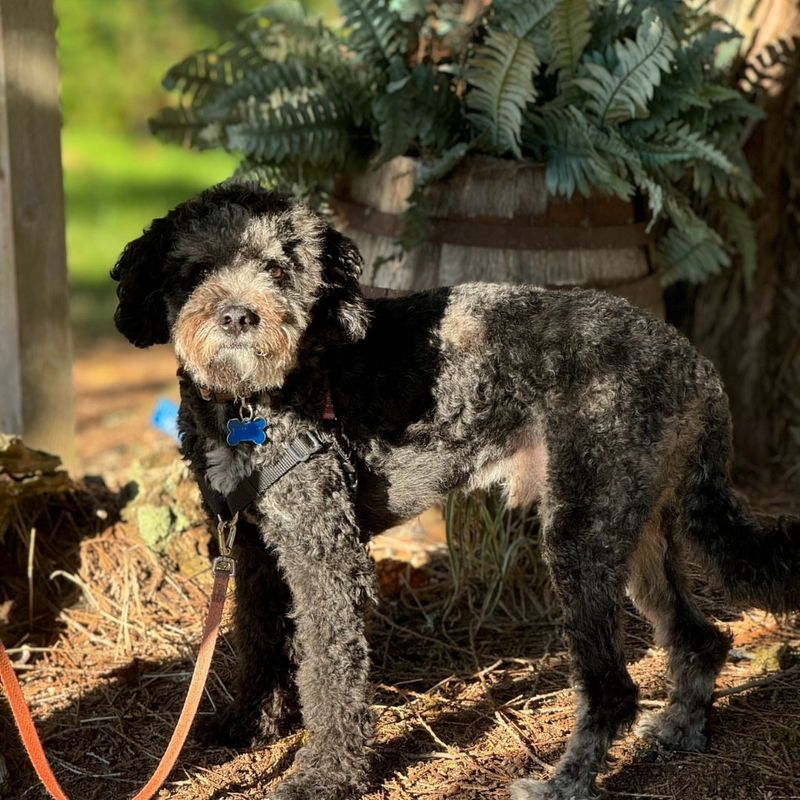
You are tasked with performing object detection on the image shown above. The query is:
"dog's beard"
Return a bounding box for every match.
[173,304,301,394]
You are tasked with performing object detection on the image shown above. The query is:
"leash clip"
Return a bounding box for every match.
[213,513,238,577]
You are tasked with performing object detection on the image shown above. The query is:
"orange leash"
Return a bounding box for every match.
[0,549,235,800]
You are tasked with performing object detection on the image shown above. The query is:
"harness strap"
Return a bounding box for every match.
[0,564,233,800]
[199,430,325,520]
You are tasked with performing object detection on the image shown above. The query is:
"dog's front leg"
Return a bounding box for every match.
[267,483,375,800]
[198,517,300,748]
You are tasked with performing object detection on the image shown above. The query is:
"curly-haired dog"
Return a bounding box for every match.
[112,183,800,800]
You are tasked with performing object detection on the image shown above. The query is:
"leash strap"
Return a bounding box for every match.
[0,562,233,800]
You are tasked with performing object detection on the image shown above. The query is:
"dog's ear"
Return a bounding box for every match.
[110,215,173,347]
[319,226,369,343]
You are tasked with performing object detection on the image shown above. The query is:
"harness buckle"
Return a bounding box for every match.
[287,431,323,462]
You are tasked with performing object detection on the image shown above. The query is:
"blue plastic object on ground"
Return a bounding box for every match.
[151,397,181,443]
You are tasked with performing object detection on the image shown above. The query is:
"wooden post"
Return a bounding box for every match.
[0,0,75,469]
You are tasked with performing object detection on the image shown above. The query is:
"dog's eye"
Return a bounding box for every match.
[268,265,285,281]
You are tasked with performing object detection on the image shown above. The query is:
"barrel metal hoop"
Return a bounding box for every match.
[332,194,653,252]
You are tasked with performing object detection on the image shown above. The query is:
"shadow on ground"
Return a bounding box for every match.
[4,544,798,800]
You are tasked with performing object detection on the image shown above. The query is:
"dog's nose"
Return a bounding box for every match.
[219,306,260,334]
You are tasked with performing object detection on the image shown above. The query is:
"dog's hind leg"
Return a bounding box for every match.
[197,520,299,748]
[512,487,643,800]
[629,500,731,752]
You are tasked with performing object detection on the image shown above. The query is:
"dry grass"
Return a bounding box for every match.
[442,490,559,632]
[0,505,799,799]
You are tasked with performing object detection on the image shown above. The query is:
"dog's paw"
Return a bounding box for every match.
[511,777,601,800]
[634,707,708,753]
[195,702,298,750]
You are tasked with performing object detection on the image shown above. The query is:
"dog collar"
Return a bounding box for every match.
[197,384,337,421]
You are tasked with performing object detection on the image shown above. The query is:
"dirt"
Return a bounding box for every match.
[1,341,799,800]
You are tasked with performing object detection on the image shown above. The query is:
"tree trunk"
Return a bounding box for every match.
[693,0,800,488]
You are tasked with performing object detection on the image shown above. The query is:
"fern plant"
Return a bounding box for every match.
[152,0,768,284]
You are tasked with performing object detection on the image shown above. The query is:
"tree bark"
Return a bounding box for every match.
[693,0,800,488]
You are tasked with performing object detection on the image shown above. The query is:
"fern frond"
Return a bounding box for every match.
[494,0,558,29]
[162,4,337,110]
[154,55,369,158]
[372,65,461,164]
[466,0,557,157]
[629,122,732,172]
[525,107,634,199]
[199,56,319,116]
[224,85,359,168]
[494,0,558,55]
[232,159,286,187]
[638,175,664,226]
[692,148,756,205]
[680,20,739,72]
[591,0,684,45]
[467,28,541,157]
[149,106,226,150]
[658,220,731,284]
[575,10,675,125]
[713,197,757,286]
[702,88,764,126]
[234,157,335,201]
[550,0,592,77]
[339,0,408,69]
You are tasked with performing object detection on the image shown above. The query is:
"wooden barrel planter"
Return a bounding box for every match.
[333,154,663,317]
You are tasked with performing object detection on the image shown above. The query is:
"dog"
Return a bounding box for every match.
[112,182,800,800]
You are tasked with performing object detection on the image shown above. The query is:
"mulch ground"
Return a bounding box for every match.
[1,341,799,800]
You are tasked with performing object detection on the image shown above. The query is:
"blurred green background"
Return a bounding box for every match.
[55,0,334,342]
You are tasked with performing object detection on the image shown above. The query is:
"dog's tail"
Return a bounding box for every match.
[680,390,800,613]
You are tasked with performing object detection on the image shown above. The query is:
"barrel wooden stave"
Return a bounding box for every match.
[334,155,663,316]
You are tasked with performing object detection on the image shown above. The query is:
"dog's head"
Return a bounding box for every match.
[111,183,368,394]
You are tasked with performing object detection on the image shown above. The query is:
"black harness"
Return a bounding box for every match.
[194,383,356,523]
[198,429,325,521]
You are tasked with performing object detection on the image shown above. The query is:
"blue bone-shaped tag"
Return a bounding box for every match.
[226,416,268,446]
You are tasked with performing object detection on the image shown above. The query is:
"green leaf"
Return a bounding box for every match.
[161,3,338,110]
[149,106,226,150]
[372,64,462,164]
[658,220,731,285]
[550,0,592,76]
[223,85,358,169]
[714,197,758,286]
[630,122,732,172]
[574,10,675,125]
[338,0,408,69]
[525,107,634,199]
[467,28,541,157]
[494,0,558,54]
